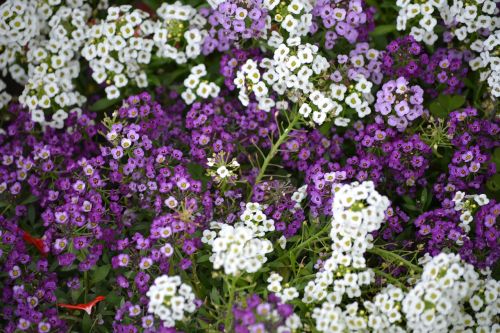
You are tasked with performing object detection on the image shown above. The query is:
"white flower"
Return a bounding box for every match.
[181,89,196,105]
[330,84,347,100]
[146,275,196,327]
[202,206,274,276]
[355,78,373,93]
[105,85,120,99]
[216,166,230,179]
[345,93,362,108]
[310,110,325,125]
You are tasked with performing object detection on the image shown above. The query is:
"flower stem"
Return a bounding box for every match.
[371,268,408,291]
[368,246,423,273]
[274,222,331,263]
[250,112,300,198]
[84,271,88,302]
[223,276,237,332]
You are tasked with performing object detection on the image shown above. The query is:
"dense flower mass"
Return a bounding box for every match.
[0,0,498,332]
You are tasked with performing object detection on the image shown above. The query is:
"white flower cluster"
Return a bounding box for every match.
[154,2,207,64]
[263,0,314,38]
[469,29,500,97]
[181,64,220,105]
[329,73,374,127]
[329,181,390,269]
[467,276,500,331]
[146,275,196,328]
[312,299,376,332]
[202,203,274,275]
[0,43,26,85]
[18,4,90,127]
[444,1,499,97]
[291,184,307,209]
[396,0,500,96]
[235,38,331,121]
[82,5,153,100]
[239,202,275,237]
[311,284,405,332]
[303,269,374,304]
[235,35,376,127]
[0,0,39,48]
[310,253,500,333]
[279,313,303,333]
[0,79,11,109]
[267,272,300,303]
[364,285,405,332]
[452,191,489,243]
[402,252,499,332]
[301,181,389,305]
[206,151,240,184]
[396,0,441,45]
[0,0,40,110]
[0,0,92,126]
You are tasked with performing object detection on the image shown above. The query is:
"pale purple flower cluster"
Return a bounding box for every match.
[374,77,425,131]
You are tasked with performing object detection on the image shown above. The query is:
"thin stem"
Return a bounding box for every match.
[371,268,408,291]
[274,222,331,264]
[84,271,88,302]
[249,112,300,199]
[223,276,238,332]
[368,247,423,273]
[1,205,11,216]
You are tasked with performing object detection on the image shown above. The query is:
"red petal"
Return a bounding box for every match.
[22,230,48,256]
[58,296,105,315]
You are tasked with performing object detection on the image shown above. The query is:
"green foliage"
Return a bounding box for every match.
[428,94,466,118]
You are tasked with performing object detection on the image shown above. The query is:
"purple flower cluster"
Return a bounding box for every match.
[374,77,426,131]
[330,42,383,85]
[311,0,375,48]
[415,199,500,270]
[202,0,267,54]
[185,94,277,164]
[251,180,306,238]
[381,35,470,97]
[433,107,498,200]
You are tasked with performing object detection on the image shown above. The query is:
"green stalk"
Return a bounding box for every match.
[84,271,88,302]
[250,112,300,198]
[223,276,238,332]
[274,222,331,263]
[368,246,423,273]
[371,268,408,291]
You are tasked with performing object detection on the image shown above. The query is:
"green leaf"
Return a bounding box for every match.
[429,100,449,119]
[21,195,38,205]
[82,314,92,333]
[486,174,500,192]
[319,120,332,136]
[492,148,500,170]
[210,287,221,305]
[370,24,396,36]
[429,95,466,118]
[196,254,210,263]
[71,289,84,303]
[104,292,122,306]
[28,205,36,223]
[420,188,428,209]
[188,163,208,182]
[448,95,466,110]
[148,75,161,86]
[89,98,120,112]
[92,265,111,285]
